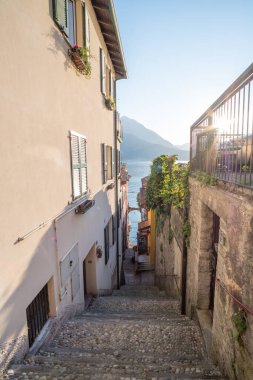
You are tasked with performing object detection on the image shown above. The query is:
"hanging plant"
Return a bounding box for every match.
[68,45,93,78]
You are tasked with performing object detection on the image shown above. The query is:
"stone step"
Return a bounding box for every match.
[78,311,193,324]
[36,348,223,375]
[39,345,205,363]
[7,356,225,380]
[88,297,180,314]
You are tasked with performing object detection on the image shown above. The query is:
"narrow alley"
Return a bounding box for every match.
[3,249,225,380]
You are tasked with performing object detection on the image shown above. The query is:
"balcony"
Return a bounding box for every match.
[190,64,253,189]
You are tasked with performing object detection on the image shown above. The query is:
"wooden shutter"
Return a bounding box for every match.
[80,137,88,194]
[109,71,114,99]
[70,132,87,199]
[117,149,121,175]
[112,147,115,178]
[53,0,68,35]
[100,48,106,95]
[102,143,108,184]
[71,133,81,199]
[82,3,90,49]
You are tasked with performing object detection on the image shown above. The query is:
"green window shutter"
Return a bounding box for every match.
[82,3,90,49]
[100,48,106,95]
[53,0,68,35]
[102,143,108,184]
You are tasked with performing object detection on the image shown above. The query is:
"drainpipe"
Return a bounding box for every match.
[181,199,188,315]
[114,80,120,289]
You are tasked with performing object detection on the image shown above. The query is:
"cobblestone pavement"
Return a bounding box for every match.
[2,250,226,380]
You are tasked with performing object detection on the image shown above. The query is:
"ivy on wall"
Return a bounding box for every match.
[146,155,189,213]
[146,155,190,244]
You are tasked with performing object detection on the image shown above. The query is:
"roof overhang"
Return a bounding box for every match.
[91,0,127,79]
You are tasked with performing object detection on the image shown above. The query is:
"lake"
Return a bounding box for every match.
[125,160,152,245]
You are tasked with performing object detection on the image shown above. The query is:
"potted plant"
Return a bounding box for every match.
[68,45,92,78]
[96,245,103,258]
[104,96,115,110]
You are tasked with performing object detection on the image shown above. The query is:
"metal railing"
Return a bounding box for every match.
[217,279,253,316]
[190,63,253,189]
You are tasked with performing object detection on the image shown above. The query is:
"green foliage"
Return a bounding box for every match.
[137,192,140,208]
[78,47,93,78]
[192,171,217,186]
[167,227,174,244]
[105,96,116,110]
[146,155,189,213]
[232,309,247,345]
[182,220,191,247]
[156,212,165,235]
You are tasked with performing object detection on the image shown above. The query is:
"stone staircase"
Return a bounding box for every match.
[2,285,226,380]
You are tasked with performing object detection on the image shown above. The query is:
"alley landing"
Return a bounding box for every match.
[3,249,225,380]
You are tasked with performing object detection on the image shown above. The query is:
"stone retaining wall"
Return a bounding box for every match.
[187,177,253,380]
[155,208,183,300]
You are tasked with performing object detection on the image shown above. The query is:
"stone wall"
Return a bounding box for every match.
[155,208,184,300]
[187,177,253,380]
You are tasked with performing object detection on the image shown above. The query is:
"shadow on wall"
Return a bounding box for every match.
[0,187,115,371]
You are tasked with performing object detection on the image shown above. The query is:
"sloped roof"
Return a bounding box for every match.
[91,0,127,79]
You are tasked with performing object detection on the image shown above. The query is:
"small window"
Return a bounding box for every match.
[107,145,113,180]
[67,0,76,46]
[102,144,113,183]
[100,48,106,95]
[70,131,88,200]
[53,0,76,46]
[104,224,110,265]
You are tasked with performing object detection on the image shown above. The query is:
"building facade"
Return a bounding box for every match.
[0,0,127,370]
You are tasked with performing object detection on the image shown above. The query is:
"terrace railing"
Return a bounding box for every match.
[190,63,253,189]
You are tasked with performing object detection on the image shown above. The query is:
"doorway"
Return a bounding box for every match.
[209,212,220,315]
[83,244,97,305]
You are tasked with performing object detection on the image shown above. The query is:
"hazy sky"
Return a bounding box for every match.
[114,0,253,145]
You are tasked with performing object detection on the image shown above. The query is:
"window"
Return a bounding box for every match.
[53,0,76,46]
[67,0,76,46]
[117,149,120,175]
[100,48,115,98]
[102,144,113,184]
[100,48,106,96]
[104,216,115,265]
[82,2,90,48]
[70,131,88,200]
[104,224,110,265]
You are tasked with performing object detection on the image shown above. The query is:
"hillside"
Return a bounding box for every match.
[121,117,189,161]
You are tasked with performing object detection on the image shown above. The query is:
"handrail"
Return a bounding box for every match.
[216,278,253,316]
[190,63,253,131]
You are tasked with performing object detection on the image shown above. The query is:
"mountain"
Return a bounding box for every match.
[120,116,189,161]
[175,142,190,151]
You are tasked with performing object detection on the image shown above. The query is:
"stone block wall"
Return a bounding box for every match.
[187,177,253,380]
[155,208,184,300]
